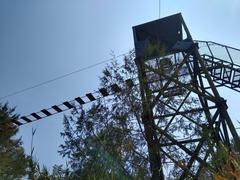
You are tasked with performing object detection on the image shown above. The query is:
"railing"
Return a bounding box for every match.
[195,40,240,66]
[195,40,240,91]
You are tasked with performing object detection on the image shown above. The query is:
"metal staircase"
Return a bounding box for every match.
[196,40,240,92]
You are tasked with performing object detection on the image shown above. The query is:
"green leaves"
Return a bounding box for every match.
[0,103,29,179]
[59,53,150,179]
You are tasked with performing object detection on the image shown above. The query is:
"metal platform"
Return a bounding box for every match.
[196,40,240,92]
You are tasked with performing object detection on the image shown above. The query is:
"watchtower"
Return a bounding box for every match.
[133,13,240,178]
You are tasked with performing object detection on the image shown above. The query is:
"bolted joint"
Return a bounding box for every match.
[194,42,199,49]
[216,98,228,110]
[191,79,198,86]
[141,114,152,122]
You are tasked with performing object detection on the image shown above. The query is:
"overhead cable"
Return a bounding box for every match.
[0,53,127,101]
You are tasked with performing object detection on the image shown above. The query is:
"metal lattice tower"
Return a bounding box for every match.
[133,13,240,178]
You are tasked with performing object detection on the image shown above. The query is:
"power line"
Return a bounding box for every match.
[0,53,127,102]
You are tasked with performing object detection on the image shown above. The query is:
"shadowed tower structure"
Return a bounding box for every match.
[133,13,240,179]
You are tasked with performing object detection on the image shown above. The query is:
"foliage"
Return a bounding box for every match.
[59,50,205,179]
[29,163,70,180]
[26,155,70,180]
[211,143,240,180]
[59,51,151,179]
[59,102,150,179]
[0,103,29,179]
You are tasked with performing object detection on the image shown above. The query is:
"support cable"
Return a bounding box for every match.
[0,53,128,102]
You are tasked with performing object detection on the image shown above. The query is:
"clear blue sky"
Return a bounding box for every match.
[0,0,240,169]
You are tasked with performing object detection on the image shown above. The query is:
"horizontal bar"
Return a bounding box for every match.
[75,97,85,104]
[52,105,62,112]
[99,88,109,97]
[21,116,32,123]
[159,138,202,147]
[10,79,135,126]
[31,113,41,120]
[154,106,216,119]
[41,109,52,116]
[86,93,96,101]
[13,120,23,126]
[63,101,74,109]
[111,84,121,92]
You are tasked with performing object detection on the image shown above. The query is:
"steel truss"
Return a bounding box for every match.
[134,14,240,179]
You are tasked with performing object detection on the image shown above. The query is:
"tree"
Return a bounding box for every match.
[28,164,70,180]
[0,103,29,179]
[26,127,70,180]
[59,51,151,179]
[59,51,203,179]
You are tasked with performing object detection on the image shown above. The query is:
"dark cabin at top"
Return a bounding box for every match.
[132,13,192,59]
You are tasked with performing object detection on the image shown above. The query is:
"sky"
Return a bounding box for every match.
[0,0,240,170]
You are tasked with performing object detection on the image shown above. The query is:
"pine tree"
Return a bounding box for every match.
[0,103,29,179]
[59,51,202,179]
